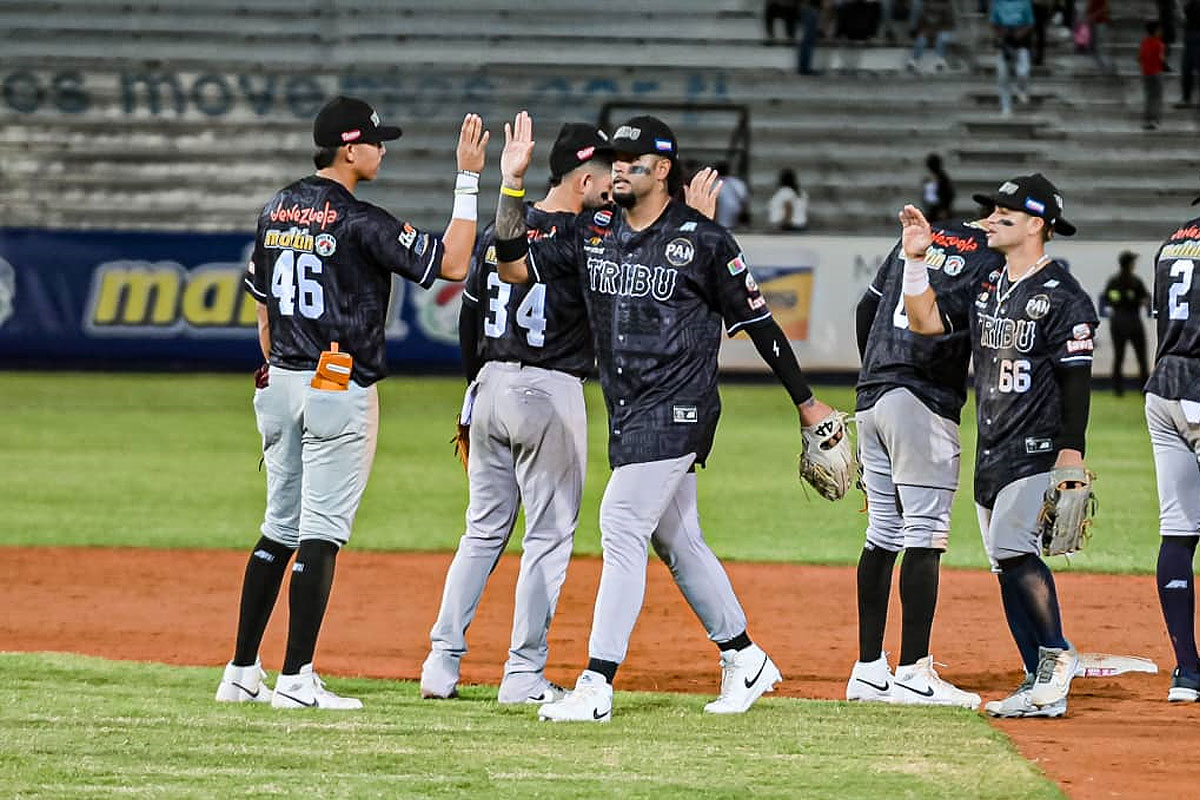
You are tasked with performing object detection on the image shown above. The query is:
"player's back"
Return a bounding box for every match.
[1147,214,1200,401]
[248,175,440,386]
[857,219,1002,422]
[468,206,593,376]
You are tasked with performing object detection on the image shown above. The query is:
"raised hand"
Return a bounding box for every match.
[684,167,723,221]
[456,114,489,174]
[500,111,535,184]
[898,204,933,259]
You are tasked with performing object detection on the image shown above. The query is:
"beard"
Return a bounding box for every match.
[612,188,637,209]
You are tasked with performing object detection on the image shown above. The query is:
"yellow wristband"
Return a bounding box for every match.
[500,185,526,198]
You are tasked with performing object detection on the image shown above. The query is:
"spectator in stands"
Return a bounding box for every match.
[836,0,883,42]
[992,0,1035,117]
[921,154,955,221]
[1099,250,1150,396]
[768,169,809,231]
[1159,0,1179,67]
[1032,0,1053,66]
[1141,19,1167,130]
[764,0,801,43]
[715,161,750,230]
[1085,0,1113,74]
[1178,0,1200,107]
[797,0,823,74]
[908,0,955,72]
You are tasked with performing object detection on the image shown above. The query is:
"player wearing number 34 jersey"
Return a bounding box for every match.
[215,96,486,710]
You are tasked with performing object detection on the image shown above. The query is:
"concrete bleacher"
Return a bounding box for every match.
[1,0,1198,238]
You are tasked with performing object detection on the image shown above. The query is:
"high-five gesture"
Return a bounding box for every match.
[501,111,535,185]
[899,204,933,260]
[456,113,489,174]
[684,167,723,221]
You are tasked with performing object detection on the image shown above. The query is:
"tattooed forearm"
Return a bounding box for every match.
[495,190,527,240]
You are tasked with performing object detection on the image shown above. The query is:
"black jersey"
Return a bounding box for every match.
[1145,215,1200,402]
[242,175,441,386]
[970,259,1098,507]
[463,205,592,376]
[856,221,1003,423]
[529,200,771,468]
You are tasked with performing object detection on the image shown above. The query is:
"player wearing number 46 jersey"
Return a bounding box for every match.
[1147,187,1200,704]
[420,123,613,704]
[215,96,487,710]
[903,174,1098,718]
[848,220,1002,709]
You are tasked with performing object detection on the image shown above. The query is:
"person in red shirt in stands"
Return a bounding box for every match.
[1141,19,1167,130]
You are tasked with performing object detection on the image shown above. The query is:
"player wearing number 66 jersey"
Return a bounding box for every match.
[1146,194,1200,703]
[903,174,1098,718]
[849,220,1001,708]
[214,96,487,710]
[420,123,613,704]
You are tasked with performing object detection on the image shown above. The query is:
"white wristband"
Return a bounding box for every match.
[452,192,477,221]
[902,256,930,296]
[454,171,480,194]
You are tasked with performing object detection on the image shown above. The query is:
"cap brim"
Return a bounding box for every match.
[974,193,1075,236]
[363,125,403,143]
[1192,195,1200,206]
[1053,218,1076,236]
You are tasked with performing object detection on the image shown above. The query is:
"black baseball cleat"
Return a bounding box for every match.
[1168,668,1200,702]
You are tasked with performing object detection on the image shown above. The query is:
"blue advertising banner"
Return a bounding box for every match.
[0,229,465,371]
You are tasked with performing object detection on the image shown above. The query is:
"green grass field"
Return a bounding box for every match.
[0,653,1061,799]
[0,371,1160,572]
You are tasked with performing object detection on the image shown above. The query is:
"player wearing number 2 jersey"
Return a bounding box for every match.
[420,123,613,704]
[214,96,487,710]
[902,174,1098,718]
[1146,197,1200,703]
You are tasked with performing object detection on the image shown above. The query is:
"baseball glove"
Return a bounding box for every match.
[451,421,470,473]
[1038,467,1097,557]
[797,410,855,501]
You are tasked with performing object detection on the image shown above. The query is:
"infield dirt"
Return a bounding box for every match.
[4,547,1194,798]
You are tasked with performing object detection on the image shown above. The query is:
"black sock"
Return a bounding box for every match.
[997,570,1041,674]
[898,547,941,666]
[281,539,339,675]
[586,658,619,684]
[232,536,294,667]
[716,631,752,652]
[998,554,1069,655]
[1157,535,1199,674]
[856,545,899,662]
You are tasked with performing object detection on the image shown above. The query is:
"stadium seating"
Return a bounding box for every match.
[0,0,1193,237]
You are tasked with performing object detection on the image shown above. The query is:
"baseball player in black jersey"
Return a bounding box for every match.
[493,112,851,722]
[848,220,1003,708]
[214,96,489,709]
[419,123,613,704]
[903,174,1098,718]
[1146,194,1200,703]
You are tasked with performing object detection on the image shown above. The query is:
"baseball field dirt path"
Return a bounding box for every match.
[4,547,1195,798]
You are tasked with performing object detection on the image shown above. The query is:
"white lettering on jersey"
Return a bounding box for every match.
[586,256,678,301]
[978,313,1037,353]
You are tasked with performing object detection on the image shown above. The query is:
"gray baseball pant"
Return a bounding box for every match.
[587,453,748,665]
[425,362,587,700]
[254,366,379,548]
[857,388,959,552]
[1146,393,1200,536]
[976,472,1052,569]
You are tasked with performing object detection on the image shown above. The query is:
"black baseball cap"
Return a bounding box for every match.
[609,115,678,160]
[313,96,402,147]
[973,173,1076,236]
[549,123,612,179]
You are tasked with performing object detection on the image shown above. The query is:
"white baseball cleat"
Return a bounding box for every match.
[891,656,980,709]
[538,670,612,722]
[985,674,1066,718]
[1029,646,1079,707]
[703,643,782,714]
[845,655,895,703]
[419,651,459,700]
[498,681,567,705]
[215,658,273,704]
[271,664,363,710]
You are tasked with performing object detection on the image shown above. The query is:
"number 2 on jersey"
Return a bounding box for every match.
[484,272,547,347]
[271,250,325,319]
[1168,259,1194,321]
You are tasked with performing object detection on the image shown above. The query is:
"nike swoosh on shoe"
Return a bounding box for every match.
[855,678,890,692]
[895,682,935,698]
[744,657,770,689]
[593,708,609,720]
[276,691,316,707]
[230,682,260,699]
